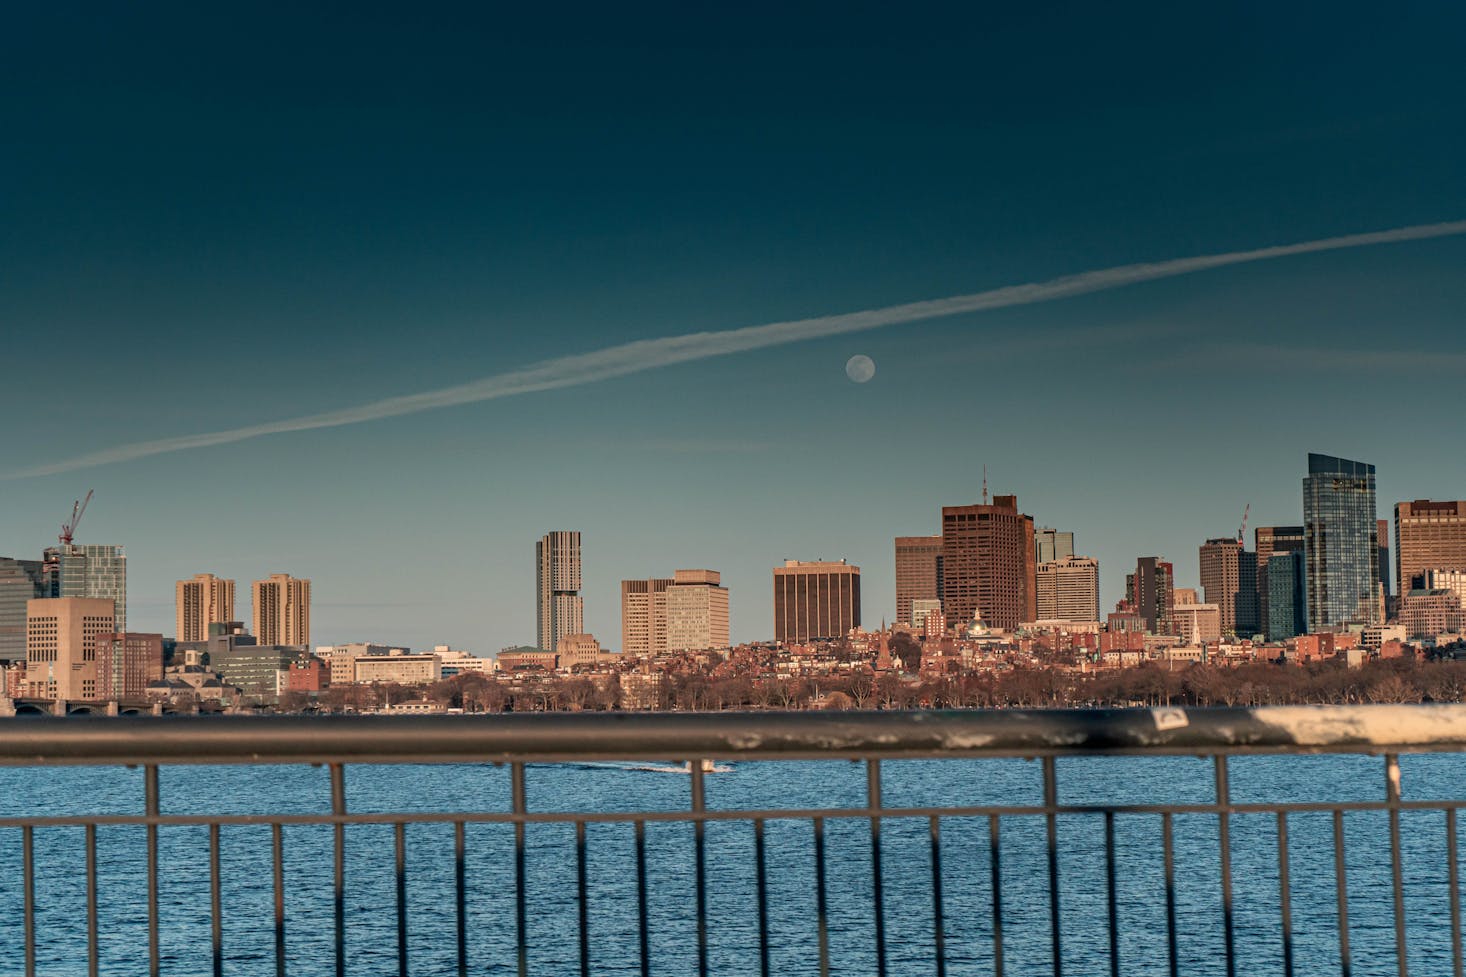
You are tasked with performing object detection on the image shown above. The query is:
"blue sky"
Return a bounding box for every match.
[2,3,1464,649]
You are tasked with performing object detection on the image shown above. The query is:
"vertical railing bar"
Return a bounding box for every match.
[86,822,99,977]
[395,821,408,977]
[1042,756,1062,977]
[691,760,709,977]
[868,759,888,977]
[210,823,223,977]
[754,818,770,977]
[455,821,468,977]
[273,821,286,977]
[577,820,590,977]
[512,761,529,977]
[146,765,160,977]
[989,814,1005,977]
[1105,811,1119,977]
[1448,808,1463,977]
[635,819,651,977]
[1386,754,1409,977]
[1162,812,1178,977]
[814,816,831,977]
[23,824,35,977]
[1278,811,1294,977]
[1214,756,1236,977]
[331,763,346,977]
[1334,808,1352,977]
[930,815,946,977]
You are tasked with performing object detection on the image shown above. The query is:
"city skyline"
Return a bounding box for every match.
[3,6,1464,653]
[2,453,1461,652]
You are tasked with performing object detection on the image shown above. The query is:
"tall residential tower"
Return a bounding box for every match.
[252,573,311,646]
[176,573,236,642]
[536,531,583,653]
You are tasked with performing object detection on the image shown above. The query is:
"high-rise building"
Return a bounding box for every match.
[893,536,942,625]
[665,570,730,652]
[1125,557,1175,635]
[1377,519,1393,599]
[940,495,1036,630]
[1199,538,1258,637]
[1035,528,1075,565]
[96,632,164,700]
[536,531,583,652]
[772,560,860,643]
[623,570,731,654]
[1303,453,1380,631]
[1255,526,1305,640]
[42,544,127,635]
[1394,500,1466,593]
[176,573,236,642]
[0,558,45,661]
[621,577,672,656]
[252,574,311,647]
[1034,557,1101,622]
[25,597,114,701]
[1265,550,1307,641]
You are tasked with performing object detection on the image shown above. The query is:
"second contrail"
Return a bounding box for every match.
[7,218,1465,479]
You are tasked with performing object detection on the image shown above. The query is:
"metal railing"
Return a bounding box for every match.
[5,705,1466,976]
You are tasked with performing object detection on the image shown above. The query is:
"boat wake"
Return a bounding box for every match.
[563,761,734,775]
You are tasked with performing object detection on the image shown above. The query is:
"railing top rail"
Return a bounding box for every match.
[0,705,1463,766]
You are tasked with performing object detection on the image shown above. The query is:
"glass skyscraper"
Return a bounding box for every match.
[1303,453,1380,632]
[1266,549,1307,641]
[0,557,46,660]
[43,544,128,635]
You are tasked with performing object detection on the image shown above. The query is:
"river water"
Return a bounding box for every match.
[0,751,1460,975]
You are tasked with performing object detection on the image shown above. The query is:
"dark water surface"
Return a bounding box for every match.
[0,752,1459,975]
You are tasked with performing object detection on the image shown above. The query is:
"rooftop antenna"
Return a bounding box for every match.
[982,465,989,505]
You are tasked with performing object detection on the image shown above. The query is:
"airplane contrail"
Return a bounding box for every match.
[8,219,1466,480]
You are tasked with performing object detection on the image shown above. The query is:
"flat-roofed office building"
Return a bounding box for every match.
[621,577,672,656]
[25,597,114,701]
[894,536,942,626]
[773,560,860,644]
[96,632,164,700]
[1035,557,1100,623]
[1035,529,1075,565]
[1199,537,1258,637]
[665,570,730,651]
[940,495,1036,631]
[1395,500,1466,593]
[1255,526,1304,639]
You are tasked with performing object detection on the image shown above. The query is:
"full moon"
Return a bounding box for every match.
[845,354,876,383]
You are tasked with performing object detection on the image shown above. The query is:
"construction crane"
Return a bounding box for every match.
[1237,502,1250,544]
[59,490,94,546]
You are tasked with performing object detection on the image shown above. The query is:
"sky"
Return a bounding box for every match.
[2,4,1464,651]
